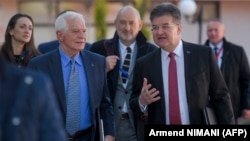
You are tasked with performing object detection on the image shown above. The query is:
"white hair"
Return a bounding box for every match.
[54,11,85,32]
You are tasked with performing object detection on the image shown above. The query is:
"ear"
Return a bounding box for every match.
[9,29,13,36]
[56,31,64,42]
[114,19,119,29]
[138,20,143,30]
[223,27,226,35]
[177,24,182,35]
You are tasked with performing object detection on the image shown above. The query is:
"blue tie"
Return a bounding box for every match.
[66,59,80,135]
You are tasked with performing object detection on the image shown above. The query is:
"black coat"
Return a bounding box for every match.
[205,38,250,118]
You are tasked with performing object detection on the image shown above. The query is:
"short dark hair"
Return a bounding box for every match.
[150,2,181,24]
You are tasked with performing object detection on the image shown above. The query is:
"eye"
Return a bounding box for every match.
[151,26,158,31]
[120,21,126,26]
[162,25,169,30]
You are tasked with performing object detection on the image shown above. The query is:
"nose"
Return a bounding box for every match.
[79,31,86,38]
[24,27,30,32]
[124,23,130,30]
[79,31,87,41]
[155,27,164,34]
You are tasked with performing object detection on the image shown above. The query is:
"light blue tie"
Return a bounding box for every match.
[66,59,80,135]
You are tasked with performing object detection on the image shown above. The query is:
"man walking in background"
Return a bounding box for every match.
[90,5,157,141]
[205,19,250,123]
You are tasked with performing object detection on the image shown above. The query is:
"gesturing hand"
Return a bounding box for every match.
[139,78,160,106]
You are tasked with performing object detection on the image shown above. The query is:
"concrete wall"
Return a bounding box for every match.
[221,1,250,61]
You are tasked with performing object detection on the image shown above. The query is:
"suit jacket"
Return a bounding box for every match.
[0,57,67,141]
[38,40,92,54]
[90,31,157,141]
[205,38,250,118]
[28,49,115,140]
[130,41,235,125]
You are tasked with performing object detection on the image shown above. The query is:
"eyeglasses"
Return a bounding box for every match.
[151,24,178,32]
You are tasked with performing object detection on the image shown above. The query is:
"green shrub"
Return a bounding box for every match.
[94,0,107,40]
[134,0,151,40]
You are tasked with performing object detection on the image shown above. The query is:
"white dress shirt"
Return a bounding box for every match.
[161,40,190,124]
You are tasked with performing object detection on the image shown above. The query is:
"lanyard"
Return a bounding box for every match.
[215,46,223,61]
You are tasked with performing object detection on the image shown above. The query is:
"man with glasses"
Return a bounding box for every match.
[130,2,235,127]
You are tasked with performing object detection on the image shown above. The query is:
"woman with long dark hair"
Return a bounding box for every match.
[0,13,40,67]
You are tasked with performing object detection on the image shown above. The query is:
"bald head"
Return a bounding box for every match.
[207,20,226,45]
[115,5,141,21]
[114,5,142,46]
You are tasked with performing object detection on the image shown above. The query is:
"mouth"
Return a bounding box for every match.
[122,31,131,35]
[23,35,30,39]
[76,41,85,44]
[157,37,167,41]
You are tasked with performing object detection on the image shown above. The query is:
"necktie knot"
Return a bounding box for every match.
[70,59,76,72]
[214,47,218,54]
[71,59,75,64]
[169,52,175,58]
[126,46,132,53]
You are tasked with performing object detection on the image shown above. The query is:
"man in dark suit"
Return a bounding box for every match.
[0,56,67,141]
[130,2,235,126]
[90,5,157,141]
[38,40,92,54]
[28,11,115,141]
[204,19,250,123]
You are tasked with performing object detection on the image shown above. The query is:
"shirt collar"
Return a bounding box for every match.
[209,40,223,50]
[119,40,136,53]
[161,40,183,58]
[59,47,82,67]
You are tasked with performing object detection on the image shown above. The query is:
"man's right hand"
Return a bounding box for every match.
[139,78,160,106]
[106,55,119,72]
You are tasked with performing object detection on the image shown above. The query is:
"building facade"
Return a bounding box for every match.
[0,0,250,61]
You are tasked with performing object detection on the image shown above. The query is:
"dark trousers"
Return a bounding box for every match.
[68,127,92,141]
[68,133,91,141]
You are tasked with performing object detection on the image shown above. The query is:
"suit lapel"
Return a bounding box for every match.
[49,50,66,114]
[220,43,230,76]
[80,51,95,113]
[150,49,166,116]
[106,41,121,102]
[182,42,193,106]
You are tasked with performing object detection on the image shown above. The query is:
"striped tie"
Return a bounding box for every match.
[121,47,131,83]
[66,59,80,135]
